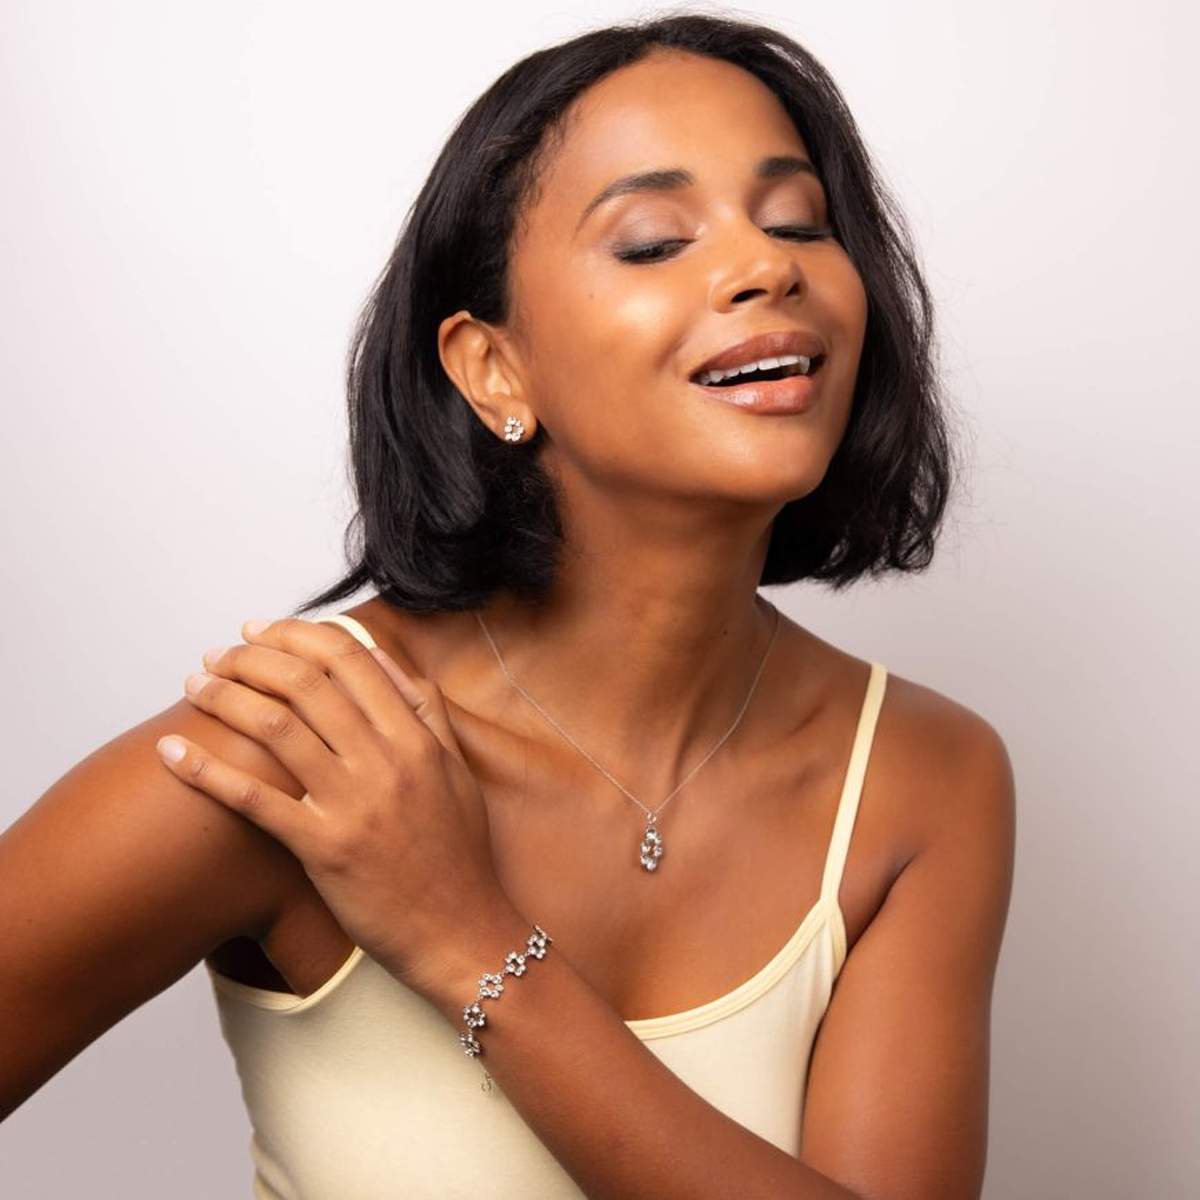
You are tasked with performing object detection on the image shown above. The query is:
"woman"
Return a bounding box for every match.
[1,11,1015,1198]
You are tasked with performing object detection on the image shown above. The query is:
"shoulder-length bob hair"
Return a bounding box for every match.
[294,9,957,617]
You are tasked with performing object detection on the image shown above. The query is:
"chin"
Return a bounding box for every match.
[713,440,834,500]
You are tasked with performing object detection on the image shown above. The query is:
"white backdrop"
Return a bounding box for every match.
[2,2,1196,1196]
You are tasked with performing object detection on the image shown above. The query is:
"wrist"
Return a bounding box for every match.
[421,897,541,1026]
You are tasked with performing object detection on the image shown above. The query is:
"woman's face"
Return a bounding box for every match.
[501,49,868,511]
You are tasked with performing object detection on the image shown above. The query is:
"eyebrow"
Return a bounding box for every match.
[575,154,822,234]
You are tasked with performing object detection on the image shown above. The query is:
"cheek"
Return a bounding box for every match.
[534,273,686,413]
[582,276,682,381]
[827,254,869,352]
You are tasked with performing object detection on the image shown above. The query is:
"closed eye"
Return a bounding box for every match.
[612,224,835,265]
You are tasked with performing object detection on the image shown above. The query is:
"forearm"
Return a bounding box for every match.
[421,900,859,1200]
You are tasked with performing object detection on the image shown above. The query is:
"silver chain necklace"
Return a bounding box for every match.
[473,600,782,873]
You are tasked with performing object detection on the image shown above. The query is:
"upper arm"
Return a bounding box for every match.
[0,697,306,1121]
[798,704,1017,1200]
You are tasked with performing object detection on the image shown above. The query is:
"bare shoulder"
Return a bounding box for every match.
[339,596,454,674]
[846,649,1016,863]
[797,658,1017,1197]
[6,693,309,953]
[0,693,308,1118]
[794,621,1016,871]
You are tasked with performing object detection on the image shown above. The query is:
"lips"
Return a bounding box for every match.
[688,329,827,382]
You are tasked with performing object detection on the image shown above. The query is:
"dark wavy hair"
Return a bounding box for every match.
[293,8,958,618]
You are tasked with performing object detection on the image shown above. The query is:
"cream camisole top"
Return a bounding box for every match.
[206,612,889,1199]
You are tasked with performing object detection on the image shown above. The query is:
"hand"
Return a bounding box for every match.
[156,615,509,1002]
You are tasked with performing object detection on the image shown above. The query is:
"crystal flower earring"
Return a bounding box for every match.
[503,415,525,443]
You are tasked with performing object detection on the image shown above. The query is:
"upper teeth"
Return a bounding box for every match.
[696,353,812,386]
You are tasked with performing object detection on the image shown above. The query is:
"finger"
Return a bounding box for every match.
[182,669,342,798]
[201,642,375,760]
[155,733,316,857]
[243,616,429,750]
[369,646,426,709]
[371,649,466,764]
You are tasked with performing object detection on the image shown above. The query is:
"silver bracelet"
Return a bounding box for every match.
[459,922,553,1092]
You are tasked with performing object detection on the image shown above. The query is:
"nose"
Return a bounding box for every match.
[706,225,805,312]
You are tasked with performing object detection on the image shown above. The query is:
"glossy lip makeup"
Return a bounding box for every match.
[691,356,825,414]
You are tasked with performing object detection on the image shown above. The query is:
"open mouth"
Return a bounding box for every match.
[691,354,826,387]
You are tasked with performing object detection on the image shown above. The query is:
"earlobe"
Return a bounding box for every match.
[472,392,536,445]
[482,401,535,444]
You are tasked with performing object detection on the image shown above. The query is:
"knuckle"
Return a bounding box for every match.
[322,830,357,873]
[333,632,372,663]
[266,616,297,649]
[288,662,326,696]
[237,776,265,814]
[221,644,246,669]
[258,704,295,742]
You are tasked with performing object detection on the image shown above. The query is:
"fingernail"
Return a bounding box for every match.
[185,672,212,696]
[157,736,186,762]
[202,645,231,669]
[243,618,270,636]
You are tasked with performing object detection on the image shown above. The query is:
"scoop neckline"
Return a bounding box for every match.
[206,894,842,1039]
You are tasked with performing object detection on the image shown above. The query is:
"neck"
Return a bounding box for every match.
[474,498,783,796]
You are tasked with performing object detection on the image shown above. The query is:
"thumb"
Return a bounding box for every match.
[370,647,466,763]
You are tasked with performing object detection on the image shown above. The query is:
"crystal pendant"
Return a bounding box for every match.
[639,816,664,872]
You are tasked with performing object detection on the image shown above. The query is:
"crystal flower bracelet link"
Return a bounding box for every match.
[459,922,553,1092]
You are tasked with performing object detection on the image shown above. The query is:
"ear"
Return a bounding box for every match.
[437,310,536,442]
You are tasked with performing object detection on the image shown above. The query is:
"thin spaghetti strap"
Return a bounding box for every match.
[317,612,378,650]
[820,661,889,905]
